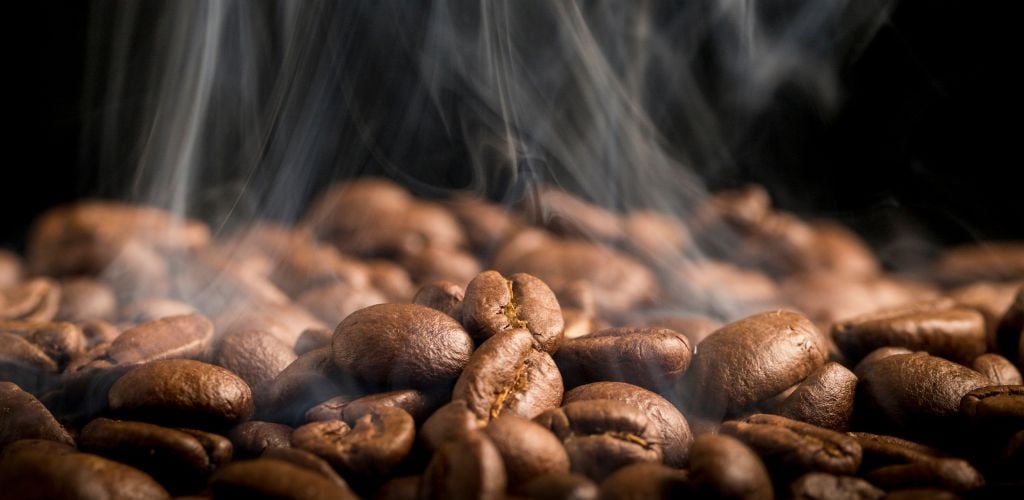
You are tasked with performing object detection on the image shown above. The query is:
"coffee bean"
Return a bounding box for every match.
[419,400,482,452]
[259,347,354,425]
[947,281,1022,349]
[0,381,74,449]
[210,458,357,500]
[297,282,387,326]
[119,298,198,324]
[332,303,473,392]
[462,270,564,353]
[1,320,85,368]
[108,359,254,429]
[0,332,57,394]
[520,473,599,500]
[788,473,883,500]
[960,385,1024,433]
[0,278,60,322]
[623,210,691,264]
[852,346,913,378]
[216,301,326,348]
[294,327,333,356]
[0,249,23,288]
[564,381,692,467]
[555,327,691,393]
[536,400,663,481]
[261,447,353,491]
[55,277,117,322]
[305,395,355,422]
[419,430,506,500]
[0,439,170,500]
[291,406,415,481]
[79,418,232,493]
[215,329,297,390]
[683,310,826,420]
[971,354,1023,385]
[229,421,293,458]
[413,280,465,319]
[267,240,370,297]
[850,432,984,493]
[688,434,773,500]
[995,286,1024,362]
[78,319,121,347]
[720,414,862,476]
[400,246,481,286]
[832,300,987,364]
[481,415,570,487]
[343,389,439,424]
[599,462,688,500]
[446,196,523,254]
[365,260,417,302]
[644,315,722,347]
[884,488,960,500]
[375,476,422,500]
[856,352,991,437]
[525,187,625,243]
[933,242,1024,285]
[761,362,857,432]
[452,328,563,422]
[106,313,214,365]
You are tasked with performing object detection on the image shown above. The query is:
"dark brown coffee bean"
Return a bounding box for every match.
[400,246,482,286]
[536,400,663,481]
[947,281,1022,349]
[214,329,297,390]
[683,310,826,420]
[720,414,861,476]
[119,298,198,323]
[412,280,465,319]
[482,415,570,487]
[291,407,415,480]
[210,458,357,500]
[258,347,355,425]
[106,313,214,365]
[295,327,333,356]
[297,282,387,327]
[884,489,960,500]
[564,381,692,467]
[0,439,170,500]
[971,354,1023,385]
[305,395,356,422]
[375,475,422,500]
[856,352,991,436]
[79,418,231,493]
[462,270,564,353]
[0,381,74,449]
[850,432,984,493]
[0,249,23,288]
[216,300,326,348]
[688,434,773,500]
[762,362,857,432]
[267,240,370,297]
[262,447,354,491]
[788,473,883,500]
[419,430,506,500]
[0,278,60,322]
[960,385,1024,432]
[1,320,85,368]
[55,277,117,322]
[832,300,986,364]
[599,462,688,500]
[419,400,482,452]
[108,358,254,429]
[555,327,691,393]
[229,421,293,458]
[520,473,599,500]
[644,315,722,347]
[332,303,473,392]
[852,346,913,378]
[452,328,563,422]
[343,389,439,424]
[0,331,57,394]
[995,286,1024,362]
[933,242,1024,284]
[849,432,951,468]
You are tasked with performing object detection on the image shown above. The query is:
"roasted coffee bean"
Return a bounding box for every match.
[0,381,74,449]
[365,259,417,302]
[214,329,297,390]
[343,389,438,424]
[0,439,170,500]
[521,473,599,500]
[623,210,691,263]
[259,346,354,425]
[294,327,333,355]
[79,418,231,493]
[419,430,507,500]
[564,381,692,467]
[1,320,85,368]
[555,327,691,393]
[960,385,1024,433]
[678,261,781,311]
[856,351,991,436]
[267,240,370,297]
[644,315,722,347]
[933,242,1024,284]
[55,277,117,322]
[849,432,951,469]
[297,282,387,326]
[482,415,570,487]
[832,300,986,364]
[462,270,564,353]
[761,362,857,431]
[446,196,523,253]
[375,475,422,500]
[852,346,913,378]
[525,186,625,243]
[332,303,474,392]
[562,308,607,340]
[452,328,563,422]
[995,286,1024,362]
[0,278,60,322]
[419,399,482,452]
[291,406,415,480]
[119,298,198,323]
[0,249,23,288]
[216,300,326,348]
[720,414,861,476]
[884,488,960,500]
[536,400,663,481]
[971,354,1023,385]
[305,395,355,422]
[229,421,293,458]
[947,281,1022,348]
[788,473,883,500]
[683,310,826,420]
[688,434,773,500]
[106,313,214,365]
[108,358,254,429]
[412,280,465,318]
[210,458,357,500]
[0,332,57,394]
[78,318,121,347]
[262,447,353,491]
[400,246,481,286]
[850,432,984,493]
[599,462,688,500]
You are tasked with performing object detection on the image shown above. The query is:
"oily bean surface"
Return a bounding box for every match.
[228,421,293,458]
[412,280,464,318]
[291,406,415,480]
[420,430,507,500]
[720,414,862,476]
[0,331,58,393]
[214,329,297,390]
[971,353,1023,385]
[555,326,692,393]
[762,361,857,431]
[462,270,564,353]
[688,434,773,500]
[105,313,214,365]
[0,381,74,449]
[482,415,570,488]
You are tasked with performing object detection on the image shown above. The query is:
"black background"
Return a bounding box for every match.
[3,0,1022,256]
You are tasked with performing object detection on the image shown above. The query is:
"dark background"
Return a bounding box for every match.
[4,0,1022,257]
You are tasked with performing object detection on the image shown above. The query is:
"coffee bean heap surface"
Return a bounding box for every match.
[1,179,1023,499]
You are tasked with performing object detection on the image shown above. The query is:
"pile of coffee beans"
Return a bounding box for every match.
[1,179,1022,499]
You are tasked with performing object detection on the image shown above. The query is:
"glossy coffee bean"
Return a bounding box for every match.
[214,329,297,390]
[720,414,862,476]
[0,332,57,394]
[304,395,355,422]
[520,473,599,500]
[261,447,353,491]
[960,385,1024,434]
[210,458,357,500]
[599,462,688,500]
[852,346,913,378]
[0,381,74,449]
[971,354,1022,385]
[555,327,691,393]
[419,399,482,452]
[564,381,692,467]
[788,473,883,500]
[850,432,985,493]
[108,359,254,429]
[412,280,465,319]
[688,434,773,500]
[462,270,565,354]
[229,421,293,458]
[332,303,473,392]
[0,439,170,500]
[482,415,570,487]
[259,347,356,425]
[536,400,663,481]
[761,362,857,431]
[1,320,85,368]
[291,406,415,480]
[683,310,826,420]
[343,389,438,424]
[419,430,507,500]
[105,313,214,365]
[452,328,563,422]
[832,300,987,364]
[55,277,117,322]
